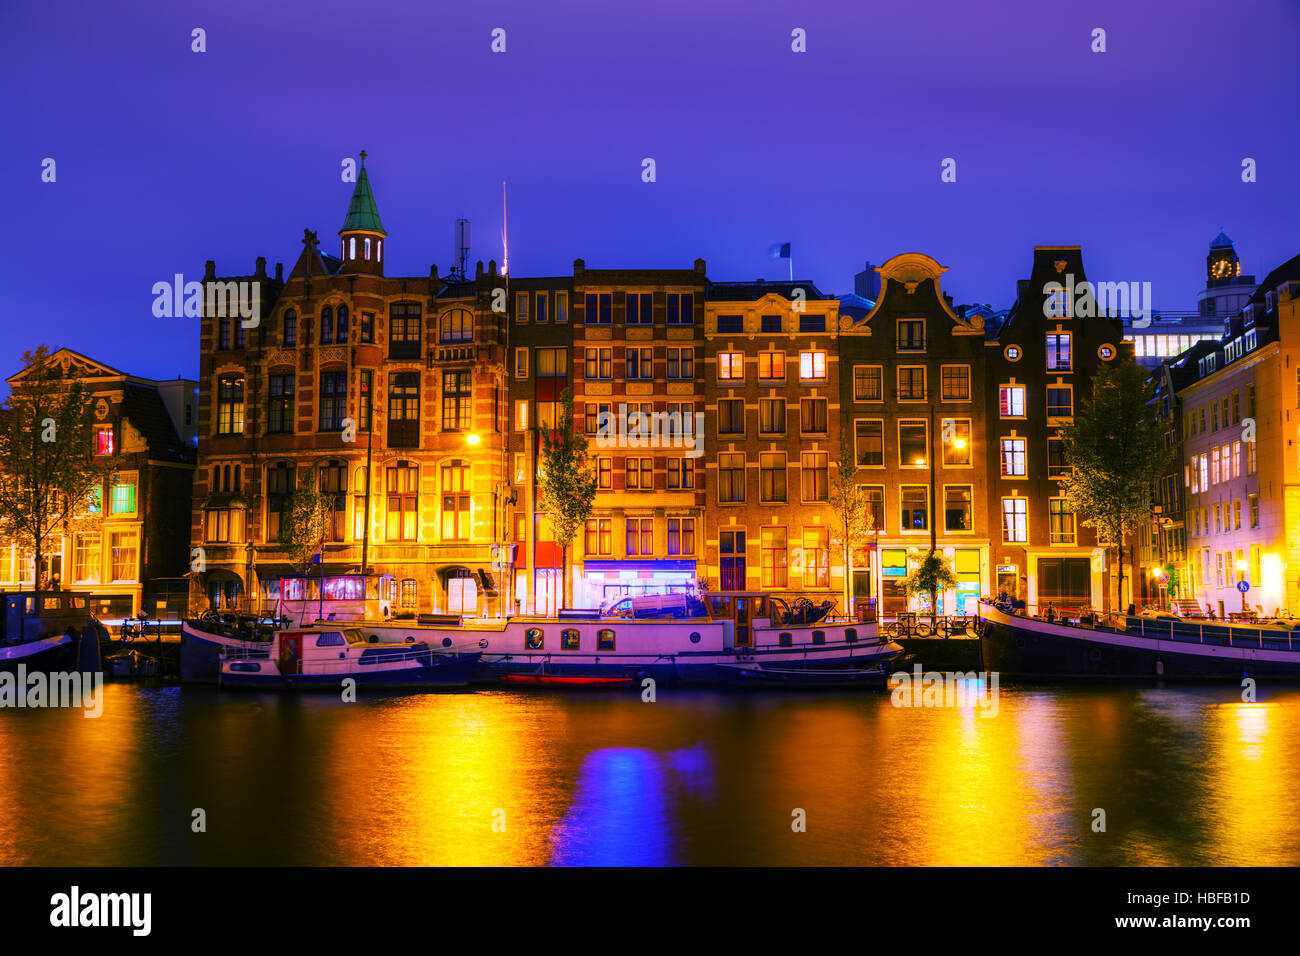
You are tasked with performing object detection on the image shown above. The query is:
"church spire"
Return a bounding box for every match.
[339,150,386,275]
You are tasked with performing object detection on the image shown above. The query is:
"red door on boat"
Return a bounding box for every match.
[280,634,303,675]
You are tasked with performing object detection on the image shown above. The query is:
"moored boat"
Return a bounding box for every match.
[1,591,104,674]
[180,611,281,683]
[978,599,1300,680]
[219,626,481,690]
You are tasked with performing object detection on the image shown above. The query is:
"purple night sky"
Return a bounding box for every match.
[4,0,1298,381]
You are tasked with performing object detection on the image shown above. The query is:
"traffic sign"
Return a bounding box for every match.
[1237,580,1250,594]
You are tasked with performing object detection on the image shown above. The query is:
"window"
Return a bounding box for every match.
[73,534,100,584]
[319,370,347,432]
[525,627,543,649]
[999,385,1026,418]
[360,311,374,343]
[110,477,137,515]
[625,458,653,491]
[1047,386,1073,419]
[667,347,694,380]
[514,348,529,379]
[1048,436,1069,478]
[515,292,529,323]
[900,486,928,531]
[320,306,334,345]
[897,319,925,351]
[760,453,787,502]
[944,486,972,532]
[441,461,470,541]
[216,375,245,435]
[109,531,138,582]
[801,452,828,502]
[940,365,970,400]
[759,398,786,435]
[514,400,529,432]
[758,351,785,381]
[666,293,693,325]
[584,402,611,435]
[584,519,612,555]
[385,372,420,446]
[1045,287,1069,317]
[337,306,348,341]
[1231,440,1241,479]
[717,314,743,333]
[1000,438,1026,476]
[863,486,885,533]
[283,309,297,347]
[855,420,884,467]
[1046,333,1072,370]
[897,366,926,401]
[625,292,653,325]
[666,457,695,490]
[556,292,569,323]
[799,398,827,435]
[534,292,548,324]
[266,463,294,541]
[562,629,580,650]
[899,420,928,467]
[597,629,616,651]
[1249,494,1259,528]
[799,314,826,333]
[667,517,695,555]
[268,373,294,434]
[761,314,781,332]
[626,518,653,555]
[584,348,612,380]
[761,528,788,588]
[803,527,829,586]
[625,347,653,380]
[1002,497,1027,543]
[318,460,347,542]
[718,399,745,434]
[941,419,971,466]
[353,466,369,540]
[389,302,422,359]
[439,309,472,343]
[624,403,652,440]
[1049,499,1076,544]
[597,457,613,489]
[1247,440,1257,474]
[854,365,882,401]
[584,293,612,324]
[718,453,745,503]
[799,350,826,381]
[385,462,418,541]
[93,426,114,456]
[718,351,745,380]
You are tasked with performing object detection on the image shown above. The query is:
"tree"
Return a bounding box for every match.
[1058,361,1171,615]
[537,387,597,608]
[903,549,958,625]
[829,433,871,616]
[278,471,334,572]
[0,346,105,588]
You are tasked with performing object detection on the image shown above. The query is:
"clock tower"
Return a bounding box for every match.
[1206,228,1241,285]
[1197,229,1256,321]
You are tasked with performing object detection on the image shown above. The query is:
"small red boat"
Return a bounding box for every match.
[499,673,635,686]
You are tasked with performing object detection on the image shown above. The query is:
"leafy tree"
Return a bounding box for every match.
[277,471,334,573]
[1058,361,1171,614]
[829,433,871,615]
[0,346,105,588]
[537,387,597,608]
[903,549,958,625]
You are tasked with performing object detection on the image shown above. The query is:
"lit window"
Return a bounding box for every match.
[718,352,745,380]
[94,427,114,456]
[799,351,826,380]
[999,385,1026,417]
[1001,497,1027,543]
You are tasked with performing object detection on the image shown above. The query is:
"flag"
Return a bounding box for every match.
[768,242,791,260]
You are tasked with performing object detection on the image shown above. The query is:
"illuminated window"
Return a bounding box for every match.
[799,350,826,380]
[855,420,884,467]
[94,427,114,456]
[761,528,788,587]
[999,385,1026,418]
[1001,497,1027,543]
[1049,499,1075,545]
[718,351,745,380]
[854,365,883,401]
[1000,438,1026,477]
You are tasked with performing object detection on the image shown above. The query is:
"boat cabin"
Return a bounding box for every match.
[2,591,93,646]
[274,573,395,624]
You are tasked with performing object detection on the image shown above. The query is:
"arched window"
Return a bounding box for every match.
[364,237,371,260]
[349,237,356,259]
[321,306,334,345]
[283,309,297,347]
[377,240,383,264]
[441,460,470,541]
[337,305,349,342]
[561,628,580,650]
[525,627,544,650]
[597,629,616,651]
[439,308,473,344]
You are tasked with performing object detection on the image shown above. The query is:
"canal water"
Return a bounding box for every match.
[2,682,1298,866]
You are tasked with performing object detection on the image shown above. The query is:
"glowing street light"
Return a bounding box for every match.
[465,433,482,446]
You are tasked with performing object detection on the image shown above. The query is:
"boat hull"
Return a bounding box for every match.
[710,661,890,688]
[0,635,76,674]
[181,624,270,684]
[220,653,480,691]
[979,604,1300,680]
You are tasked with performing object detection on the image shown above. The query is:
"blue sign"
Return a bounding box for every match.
[1237,580,1250,594]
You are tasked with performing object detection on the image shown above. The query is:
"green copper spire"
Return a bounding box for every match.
[339,150,386,235]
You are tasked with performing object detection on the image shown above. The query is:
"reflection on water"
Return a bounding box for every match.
[2,682,1299,866]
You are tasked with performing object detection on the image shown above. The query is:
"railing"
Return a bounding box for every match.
[885,614,975,639]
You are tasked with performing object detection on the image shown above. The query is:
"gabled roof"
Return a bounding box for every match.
[1250,251,1300,304]
[6,348,124,385]
[339,152,386,236]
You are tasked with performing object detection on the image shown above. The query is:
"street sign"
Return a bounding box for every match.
[1237,580,1250,594]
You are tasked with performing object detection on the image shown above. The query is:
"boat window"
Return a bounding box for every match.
[708,596,731,619]
[779,632,792,647]
[846,628,857,642]
[689,632,701,644]
[344,629,366,644]
[316,632,346,647]
[525,627,544,650]
[812,630,826,645]
[597,628,615,651]
[43,596,61,610]
[561,628,580,650]
[71,597,86,609]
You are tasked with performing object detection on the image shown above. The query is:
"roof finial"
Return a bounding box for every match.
[359,149,367,165]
